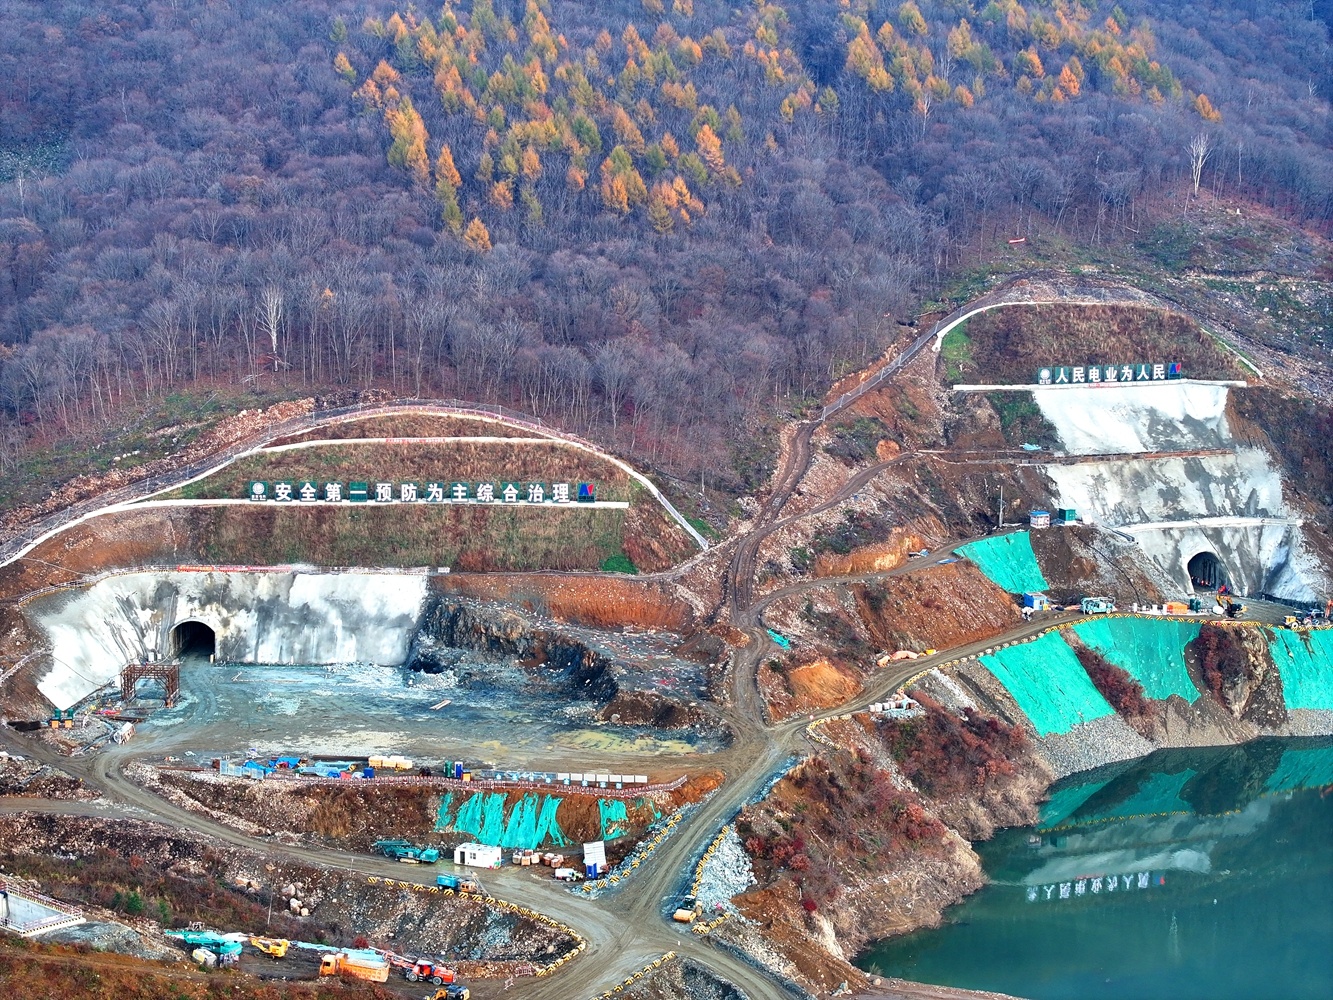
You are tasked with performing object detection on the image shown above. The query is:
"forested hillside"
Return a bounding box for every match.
[0,0,1328,497]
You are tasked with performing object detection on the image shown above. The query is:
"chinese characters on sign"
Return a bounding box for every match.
[247,480,597,504]
[1025,870,1166,903]
[1035,362,1183,386]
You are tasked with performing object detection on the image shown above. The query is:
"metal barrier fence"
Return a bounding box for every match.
[0,877,85,936]
[195,767,688,799]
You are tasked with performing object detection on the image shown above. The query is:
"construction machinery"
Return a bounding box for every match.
[1080,597,1116,614]
[249,936,289,959]
[372,839,440,864]
[1218,594,1246,619]
[318,951,390,983]
[165,929,243,963]
[430,987,470,1000]
[404,959,457,985]
[672,895,702,923]
[435,873,481,893]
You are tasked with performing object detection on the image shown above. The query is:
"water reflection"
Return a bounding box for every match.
[858,739,1333,1000]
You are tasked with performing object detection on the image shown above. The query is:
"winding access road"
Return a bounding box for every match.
[0,320,1064,1000]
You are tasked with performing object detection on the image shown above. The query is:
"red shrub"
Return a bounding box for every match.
[882,696,1025,800]
[1075,646,1149,718]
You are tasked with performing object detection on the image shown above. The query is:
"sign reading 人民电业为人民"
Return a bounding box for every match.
[1026,870,1167,904]
[1035,363,1183,386]
[246,480,598,504]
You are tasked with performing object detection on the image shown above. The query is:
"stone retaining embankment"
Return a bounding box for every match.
[362,874,586,978]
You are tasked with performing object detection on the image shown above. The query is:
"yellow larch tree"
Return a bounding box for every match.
[334,52,356,83]
[385,96,430,186]
[694,122,724,173]
[463,217,492,252]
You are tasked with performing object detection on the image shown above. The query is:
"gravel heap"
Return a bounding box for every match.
[695,828,756,915]
[44,920,182,962]
[1037,714,1155,778]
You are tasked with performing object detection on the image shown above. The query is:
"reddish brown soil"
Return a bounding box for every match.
[851,562,1020,653]
[434,574,695,632]
[813,527,928,577]
[758,658,863,722]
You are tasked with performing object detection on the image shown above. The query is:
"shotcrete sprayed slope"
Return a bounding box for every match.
[1031,382,1326,600]
[33,571,428,708]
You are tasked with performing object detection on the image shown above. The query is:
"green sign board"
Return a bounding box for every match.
[244,481,596,505]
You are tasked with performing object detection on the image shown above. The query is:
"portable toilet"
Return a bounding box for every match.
[1056,507,1077,524]
[454,762,464,780]
[1028,509,1051,529]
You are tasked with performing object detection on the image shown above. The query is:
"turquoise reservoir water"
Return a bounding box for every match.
[858,740,1333,1000]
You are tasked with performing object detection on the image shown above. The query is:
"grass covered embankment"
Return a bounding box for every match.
[941,303,1239,386]
[168,439,636,502]
[141,438,697,571]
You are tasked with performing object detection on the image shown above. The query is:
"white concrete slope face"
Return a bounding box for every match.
[1034,382,1328,601]
[33,571,428,709]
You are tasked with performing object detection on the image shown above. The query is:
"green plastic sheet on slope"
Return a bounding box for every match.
[956,531,1049,593]
[434,791,568,849]
[1263,743,1333,793]
[1070,618,1202,701]
[1268,629,1333,711]
[1066,769,1197,828]
[979,631,1114,737]
[598,799,630,840]
[1038,778,1113,829]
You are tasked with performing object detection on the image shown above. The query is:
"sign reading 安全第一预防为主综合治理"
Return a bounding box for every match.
[1035,363,1182,386]
[245,481,598,504]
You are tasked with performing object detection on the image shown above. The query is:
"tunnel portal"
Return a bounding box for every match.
[1187,551,1229,592]
[171,620,217,658]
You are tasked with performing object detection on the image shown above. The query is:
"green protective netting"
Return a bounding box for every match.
[1264,743,1333,793]
[979,631,1114,737]
[598,798,630,840]
[1070,618,1202,701]
[1269,629,1333,711]
[1071,769,1197,827]
[1037,778,1112,829]
[435,791,567,850]
[955,531,1049,593]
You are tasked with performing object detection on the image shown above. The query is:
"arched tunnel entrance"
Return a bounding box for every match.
[1188,551,1229,592]
[171,620,216,658]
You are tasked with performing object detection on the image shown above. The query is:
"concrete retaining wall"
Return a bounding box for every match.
[31,570,428,709]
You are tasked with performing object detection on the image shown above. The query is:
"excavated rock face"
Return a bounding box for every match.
[1189,624,1287,728]
[408,596,619,702]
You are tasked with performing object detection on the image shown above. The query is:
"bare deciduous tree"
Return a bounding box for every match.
[1188,132,1213,197]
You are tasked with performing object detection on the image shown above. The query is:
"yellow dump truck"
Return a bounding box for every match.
[318,951,390,982]
[672,895,702,923]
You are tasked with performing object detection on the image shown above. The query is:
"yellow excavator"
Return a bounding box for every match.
[248,936,289,959]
